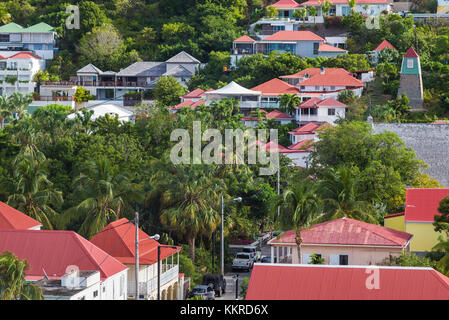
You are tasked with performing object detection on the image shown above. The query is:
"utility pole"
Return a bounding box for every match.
[413,25,418,53]
[134,211,139,300]
[277,167,280,219]
[221,195,224,277]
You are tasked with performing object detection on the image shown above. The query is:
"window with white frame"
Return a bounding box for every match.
[328,108,336,115]
[407,59,414,69]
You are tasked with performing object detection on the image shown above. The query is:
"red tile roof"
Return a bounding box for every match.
[0,201,42,230]
[266,110,293,120]
[264,31,324,42]
[318,43,347,52]
[404,188,449,222]
[251,78,299,96]
[269,0,302,8]
[171,99,205,110]
[90,218,181,266]
[404,47,419,58]
[246,264,449,300]
[0,230,127,280]
[288,139,314,152]
[374,40,396,51]
[181,88,210,99]
[233,35,256,43]
[269,218,413,246]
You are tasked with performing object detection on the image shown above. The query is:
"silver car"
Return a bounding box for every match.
[192,285,215,300]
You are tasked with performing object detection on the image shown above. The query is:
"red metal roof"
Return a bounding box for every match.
[269,218,413,246]
[280,67,351,79]
[5,52,41,59]
[404,188,449,222]
[0,201,42,230]
[181,88,206,99]
[269,0,302,8]
[90,218,181,266]
[318,43,347,52]
[289,121,331,135]
[404,47,419,58]
[298,70,364,87]
[246,264,449,300]
[264,31,324,42]
[297,97,346,108]
[0,230,127,280]
[171,99,205,110]
[266,110,293,120]
[233,35,256,43]
[384,212,405,219]
[374,40,396,51]
[251,78,299,96]
[288,139,314,152]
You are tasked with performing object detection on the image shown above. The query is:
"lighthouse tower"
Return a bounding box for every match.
[397,47,423,110]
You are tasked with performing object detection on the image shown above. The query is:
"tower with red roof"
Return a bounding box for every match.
[397,47,423,110]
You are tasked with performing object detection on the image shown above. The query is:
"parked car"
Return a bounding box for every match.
[260,256,274,263]
[191,285,215,300]
[202,274,226,297]
[242,246,261,261]
[232,252,253,272]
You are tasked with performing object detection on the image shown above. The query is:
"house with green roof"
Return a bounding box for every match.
[0,22,56,60]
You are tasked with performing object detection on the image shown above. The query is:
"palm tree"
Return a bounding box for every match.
[62,157,143,239]
[8,92,33,119]
[318,165,377,223]
[279,93,301,115]
[433,230,449,276]
[319,0,332,17]
[156,165,222,262]
[0,95,12,128]
[8,147,62,229]
[307,6,317,25]
[0,252,43,300]
[348,0,357,14]
[280,179,323,262]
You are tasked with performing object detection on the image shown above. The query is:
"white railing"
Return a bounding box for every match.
[240,101,260,109]
[127,264,179,298]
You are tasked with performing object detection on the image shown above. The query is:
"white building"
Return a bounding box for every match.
[0,229,129,300]
[0,51,44,97]
[90,218,184,300]
[67,104,135,122]
[0,22,57,60]
[295,97,346,124]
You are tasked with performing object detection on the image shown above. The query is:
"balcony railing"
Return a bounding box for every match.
[33,95,74,101]
[42,80,154,88]
[127,264,179,298]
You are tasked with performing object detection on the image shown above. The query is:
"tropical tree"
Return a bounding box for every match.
[348,0,357,13]
[62,157,143,239]
[155,165,223,262]
[7,147,62,229]
[432,231,449,276]
[0,251,43,300]
[293,8,307,22]
[318,165,378,223]
[8,92,32,119]
[266,6,279,19]
[319,0,332,17]
[280,178,323,262]
[0,95,13,128]
[279,93,301,115]
[307,6,317,24]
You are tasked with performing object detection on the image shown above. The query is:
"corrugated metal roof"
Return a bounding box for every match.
[0,230,127,280]
[246,264,449,300]
[404,188,449,222]
[0,202,42,230]
[163,65,193,77]
[268,218,413,246]
[77,63,103,74]
[90,218,181,265]
[166,51,201,64]
[0,22,25,33]
[116,61,165,77]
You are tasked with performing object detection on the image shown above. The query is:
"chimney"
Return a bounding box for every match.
[320,67,325,75]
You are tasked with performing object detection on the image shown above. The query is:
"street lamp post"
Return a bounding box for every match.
[134,211,160,300]
[221,196,242,277]
[234,274,239,300]
[158,245,179,300]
